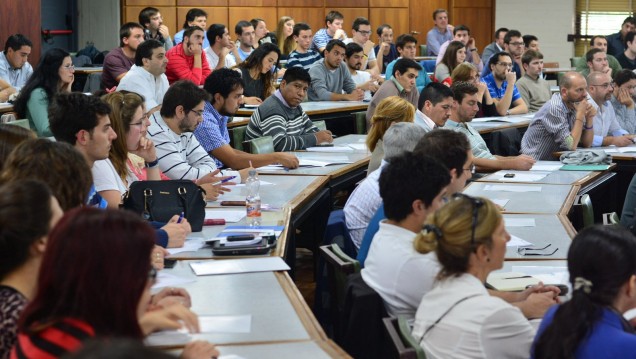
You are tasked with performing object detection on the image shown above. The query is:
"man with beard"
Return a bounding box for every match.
[139,7,173,51]
[102,23,145,90]
[194,68,299,169]
[308,39,364,101]
[586,71,635,147]
[345,42,379,102]
[147,80,247,182]
[481,30,524,79]
[117,39,169,114]
[482,52,528,115]
[521,72,596,160]
[246,67,334,151]
[445,81,535,170]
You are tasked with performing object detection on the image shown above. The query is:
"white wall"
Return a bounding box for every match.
[77,0,120,52]
[495,0,575,68]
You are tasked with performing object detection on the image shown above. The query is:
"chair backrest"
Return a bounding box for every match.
[243,135,274,154]
[313,120,327,131]
[421,60,436,73]
[543,62,559,68]
[576,194,594,228]
[383,317,426,359]
[420,44,427,57]
[570,57,582,67]
[603,212,620,225]
[229,126,246,151]
[352,111,367,134]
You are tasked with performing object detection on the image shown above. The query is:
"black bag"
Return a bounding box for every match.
[122,180,207,231]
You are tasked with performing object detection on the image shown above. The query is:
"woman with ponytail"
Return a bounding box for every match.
[532,225,636,359]
[412,194,544,358]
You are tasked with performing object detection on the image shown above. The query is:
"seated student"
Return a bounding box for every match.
[482,52,529,115]
[147,80,246,191]
[358,130,475,266]
[345,42,379,102]
[13,48,74,137]
[344,123,427,249]
[384,34,432,93]
[451,62,498,117]
[445,81,536,170]
[343,17,379,74]
[434,40,466,84]
[312,11,348,54]
[117,39,169,113]
[0,34,33,100]
[0,180,63,359]
[245,67,333,151]
[425,9,453,56]
[366,96,415,174]
[286,23,322,71]
[412,195,548,358]
[616,31,636,70]
[366,58,422,128]
[580,48,614,78]
[308,39,364,101]
[194,68,299,169]
[575,36,622,76]
[0,123,35,169]
[521,72,596,160]
[173,8,209,48]
[94,92,190,248]
[251,18,274,49]
[482,28,508,66]
[435,25,483,73]
[482,30,525,80]
[415,82,454,132]
[139,7,173,51]
[532,225,636,359]
[12,208,218,359]
[275,16,296,58]
[587,71,634,147]
[236,42,280,104]
[523,34,540,52]
[361,151,451,319]
[374,24,399,75]
[230,21,256,63]
[102,23,144,90]
[611,69,636,134]
[516,50,552,112]
[204,24,237,71]
[165,26,211,86]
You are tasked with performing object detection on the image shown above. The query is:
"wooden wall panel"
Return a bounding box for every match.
[229,7,277,34]
[1,0,41,64]
[278,0,322,6]
[369,8,409,41]
[452,6,492,52]
[325,0,368,8]
[278,8,323,35]
[177,7,228,31]
[370,0,407,7]
[126,0,175,5]
[178,0,227,5]
[125,6,177,36]
[229,0,276,6]
[409,0,447,46]
[453,0,491,7]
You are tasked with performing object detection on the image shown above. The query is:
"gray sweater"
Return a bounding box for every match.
[308,60,357,101]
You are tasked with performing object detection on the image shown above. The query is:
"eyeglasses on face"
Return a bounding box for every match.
[464,164,476,175]
[497,62,513,68]
[189,109,204,118]
[452,193,484,251]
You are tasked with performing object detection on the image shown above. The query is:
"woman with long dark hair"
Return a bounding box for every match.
[435,40,466,85]
[237,42,280,104]
[532,225,636,359]
[13,48,74,137]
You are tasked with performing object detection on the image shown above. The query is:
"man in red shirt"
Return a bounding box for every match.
[165,26,211,85]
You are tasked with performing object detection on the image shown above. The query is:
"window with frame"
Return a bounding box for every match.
[575,0,633,56]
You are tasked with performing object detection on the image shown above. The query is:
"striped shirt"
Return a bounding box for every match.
[245,91,319,151]
[11,318,94,359]
[520,93,577,160]
[286,50,322,71]
[194,101,230,168]
[311,28,333,53]
[444,120,496,159]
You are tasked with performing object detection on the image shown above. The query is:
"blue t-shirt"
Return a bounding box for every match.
[384,58,431,93]
[482,73,521,104]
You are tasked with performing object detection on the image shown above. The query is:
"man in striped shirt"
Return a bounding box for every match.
[286,23,321,71]
[245,67,333,151]
[520,72,596,160]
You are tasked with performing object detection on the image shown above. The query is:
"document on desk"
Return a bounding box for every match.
[190,257,290,276]
[491,199,509,208]
[151,271,196,290]
[471,116,528,123]
[305,145,354,152]
[603,146,636,153]
[504,217,536,227]
[506,235,533,247]
[205,209,245,222]
[530,161,563,171]
[490,172,549,182]
[166,238,205,255]
[195,315,252,334]
[346,143,369,151]
[484,184,542,192]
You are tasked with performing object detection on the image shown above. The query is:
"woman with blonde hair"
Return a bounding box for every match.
[411,194,548,358]
[275,16,296,57]
[451,62,498,117]
[366,96,415,173]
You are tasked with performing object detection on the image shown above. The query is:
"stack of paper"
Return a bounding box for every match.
[189,257,290,276]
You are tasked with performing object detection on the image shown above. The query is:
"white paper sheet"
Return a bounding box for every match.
[190,257,290,276]
[229,180,274,187]
[166,238,205,255]
[530,161,563,171]
[471,116,528,123]
[205,209,245,222]
[491,172,549,182]
[145,330,191,347]
[192,315,252,334]
[305,146,354,152]
[506,235,533,247]
[346,143,368,150]
[151,272,196,290]
[504,217,536,227]
[484,184,542,192]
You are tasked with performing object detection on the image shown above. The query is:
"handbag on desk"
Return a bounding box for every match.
[122,180,206,231]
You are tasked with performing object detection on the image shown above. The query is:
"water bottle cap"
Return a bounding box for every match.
[248,169,257,177]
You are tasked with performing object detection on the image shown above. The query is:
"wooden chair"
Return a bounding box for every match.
[420,44,428,57]
[229,125,246,151]
[243,135,274,154]
[383,316,426,359]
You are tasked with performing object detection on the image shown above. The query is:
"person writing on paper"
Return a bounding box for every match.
[586,71,635,147]
[194,68,299,169]
[11,208,218,359]
[411,195,554,358]
[521,72,596,160]
[245,67,333,151]
[532,225,636,359]
[444,81,536,171]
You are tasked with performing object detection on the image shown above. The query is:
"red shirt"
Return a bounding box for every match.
[11,318,95,359]
[165,43,211,85]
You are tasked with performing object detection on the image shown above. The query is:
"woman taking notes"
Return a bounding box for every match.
[412,194,546,358]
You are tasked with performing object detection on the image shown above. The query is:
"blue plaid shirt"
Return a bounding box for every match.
[193,101,230,168]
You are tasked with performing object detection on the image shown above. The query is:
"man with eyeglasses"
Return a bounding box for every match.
[516,50,551,112]
[102,22,145,90]
[343,17,379,75]
[482,52,529,116]
[616,31,636,70]
[482,29,524,79]
[147,80,246,184]
[587,71,634,147]
[521,72,596,160]
[416,82,454,132]
[445,81,535,170]
[610,69,636,134]
[435,25,483,72]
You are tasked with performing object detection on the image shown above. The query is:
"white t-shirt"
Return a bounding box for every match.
[92,158,138,195]
[204,47,237,70]
[349,70,374,101]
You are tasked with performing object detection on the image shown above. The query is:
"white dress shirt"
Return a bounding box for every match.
[344,161,386,247]
[117,65,169,109]
[204,47,237,70]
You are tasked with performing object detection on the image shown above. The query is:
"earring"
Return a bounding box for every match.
[486,257,490,262]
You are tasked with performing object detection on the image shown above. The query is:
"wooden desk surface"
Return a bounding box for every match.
[476,169,603,186]
[215,339,351,359]
[236,101,368,117]
[469,115,532,134]
[0,103,14,114]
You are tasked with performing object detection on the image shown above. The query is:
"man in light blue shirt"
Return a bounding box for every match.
[587,71,635,146]
[425,9,453,56]
[0,34,33,93]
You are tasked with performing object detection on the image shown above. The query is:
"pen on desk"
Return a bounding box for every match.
[177,212,184,224]
[212,176,237,185]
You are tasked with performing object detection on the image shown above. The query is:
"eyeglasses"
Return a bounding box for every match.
[452,193,484,251]
[357,30,371,35]
[189,109,204,118]
[464,164,476,175]
[509,42,525,46]
[497,62,513,68]
[517,244,558,256]
[590,82,614,89]
[63,64,75,71]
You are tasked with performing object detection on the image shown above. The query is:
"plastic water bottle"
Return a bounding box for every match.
[245,170,261,226]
